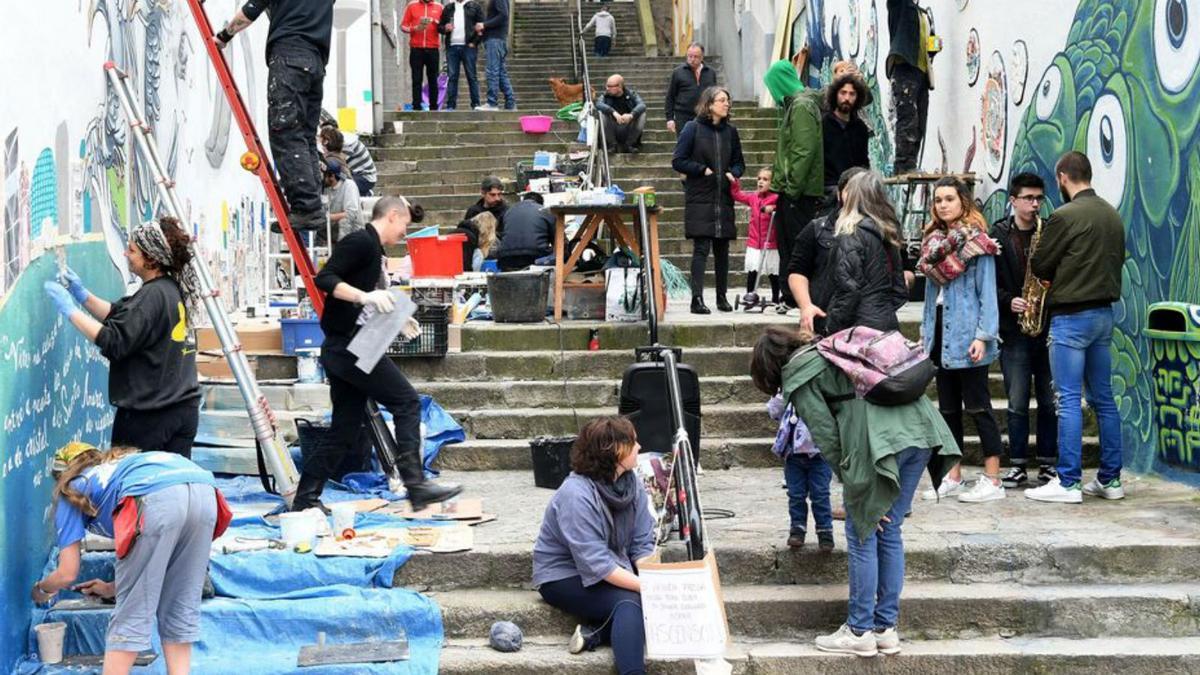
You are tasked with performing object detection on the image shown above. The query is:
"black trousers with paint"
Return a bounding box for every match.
[891,63,930,174]
[266,45,325,216]
[111,400,200,459]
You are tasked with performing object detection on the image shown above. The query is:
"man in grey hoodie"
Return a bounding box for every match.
[584,3,616,57]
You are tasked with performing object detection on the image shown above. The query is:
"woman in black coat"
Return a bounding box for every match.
[671,86,745,314]
[824,171,909,334]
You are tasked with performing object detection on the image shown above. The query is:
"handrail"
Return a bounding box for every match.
[575,0,611,187]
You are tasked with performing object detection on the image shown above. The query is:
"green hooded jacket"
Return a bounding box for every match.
[763,60,824,200]
[780,347,961,543]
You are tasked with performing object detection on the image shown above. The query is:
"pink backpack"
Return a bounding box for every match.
[816,327,936,406]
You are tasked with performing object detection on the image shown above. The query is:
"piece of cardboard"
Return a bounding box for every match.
[338,498,389,514]
[388,498,483,521]
[313,530,404,558]
[639,549,730,660]
[196,321,283,353]
[400,523,473,553]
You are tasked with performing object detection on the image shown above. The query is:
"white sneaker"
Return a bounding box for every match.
[568,625,586,654]
[1024,477,1083,503]
[874,627,901,655]
[474,104,500,111]
[957,477,1006,503]
[1083,477,1125,500]
[921,476,963,501]
[814,624,878,657]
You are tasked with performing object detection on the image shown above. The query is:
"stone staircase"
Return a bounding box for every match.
[204,1,1199,671]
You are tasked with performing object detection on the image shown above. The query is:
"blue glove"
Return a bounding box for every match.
[61,266,89,303]
[44,281,79,318]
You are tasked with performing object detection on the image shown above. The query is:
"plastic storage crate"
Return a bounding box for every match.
[280,318,324,354]
[387,305,449,358]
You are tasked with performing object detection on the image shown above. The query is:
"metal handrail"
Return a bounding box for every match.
[575,0,611,187]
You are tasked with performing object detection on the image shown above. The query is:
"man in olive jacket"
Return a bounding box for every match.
[764,60,824,309]
[1026,151,1126,505]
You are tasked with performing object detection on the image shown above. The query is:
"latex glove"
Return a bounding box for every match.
[400,317,421,341]
[44,282,79,317]
[360,289,395,313]
[74,579,115,600]
[61,266,88,303]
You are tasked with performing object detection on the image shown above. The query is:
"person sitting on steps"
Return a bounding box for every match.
[597,74,647,154]
[533,416,656,675]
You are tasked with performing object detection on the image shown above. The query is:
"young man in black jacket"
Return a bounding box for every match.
[298,196,462,512]
[440,0,486,110]
[495,192,555,271]
[664,43,718,135]
[990,172,1057,488]
[464,176,509,236]
[822,74,871,192]
[789,167,867,333]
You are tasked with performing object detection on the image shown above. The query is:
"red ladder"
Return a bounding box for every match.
[184,0,325,316]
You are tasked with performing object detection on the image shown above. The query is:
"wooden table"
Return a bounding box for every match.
[548,204,665,323]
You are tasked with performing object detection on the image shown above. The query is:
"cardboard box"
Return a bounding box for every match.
[196,321,283,353]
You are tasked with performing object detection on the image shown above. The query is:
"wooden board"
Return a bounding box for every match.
[297,640,409,667]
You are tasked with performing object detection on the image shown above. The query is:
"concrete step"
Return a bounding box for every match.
[437,636,1200,674]
[434,582,1200,641]
[374,134,776,153]
[374,150,773,172]
[383,106,772,123]
[433,435,1097,472]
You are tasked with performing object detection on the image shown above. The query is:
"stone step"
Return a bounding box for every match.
[383,106,772,123]
[434,582,1200,641]
[374,139,775,161]
[375,133,776,152]
[387,187,761,212]
[376,152,772,178]
[434,435,1096,472]
[442,401,1084,440]
[437,636,1200,674]
[377,118,776,138]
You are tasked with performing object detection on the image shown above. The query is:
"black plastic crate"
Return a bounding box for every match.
[387,306,449,358]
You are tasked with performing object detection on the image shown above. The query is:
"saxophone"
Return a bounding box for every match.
[1018,217,1050,336]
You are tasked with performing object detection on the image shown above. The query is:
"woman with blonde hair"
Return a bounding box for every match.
[823,171,909,334]
[33,444,227,674]
[918,176,1005,504]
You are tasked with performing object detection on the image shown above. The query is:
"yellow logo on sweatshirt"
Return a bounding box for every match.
[172,302,187,343]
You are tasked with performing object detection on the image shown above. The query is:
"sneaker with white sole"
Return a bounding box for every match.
[1024,477,1083,503]
[1083,477,1125,500]
[958,477,1006,503]
[1000,465,1028,488]
[921,476,963,501]
[874,627,901,655]
[815,624,878,657]
[474,104,500,111]
[568,624,599,654]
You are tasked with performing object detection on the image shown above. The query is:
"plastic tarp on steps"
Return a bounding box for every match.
[18,477,449,674]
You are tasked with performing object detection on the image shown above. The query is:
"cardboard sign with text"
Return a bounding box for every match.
[638,550,729,660]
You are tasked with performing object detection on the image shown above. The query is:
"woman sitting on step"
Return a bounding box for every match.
[751,326,960,657]
[532,416,657,675]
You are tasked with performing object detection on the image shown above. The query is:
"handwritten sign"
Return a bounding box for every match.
[639,550,729,660]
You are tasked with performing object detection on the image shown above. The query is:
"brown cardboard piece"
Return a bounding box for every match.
[385,498,483,521]
[196,320,283,353]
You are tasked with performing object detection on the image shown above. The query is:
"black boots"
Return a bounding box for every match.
[291,472,330,514]
[690,296,711,314]
[396,442,463,512]
[716,295,732,312]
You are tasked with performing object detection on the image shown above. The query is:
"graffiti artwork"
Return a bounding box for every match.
[981,50,1008,181]
[1011,39,1030,105]
[966,27,981,86]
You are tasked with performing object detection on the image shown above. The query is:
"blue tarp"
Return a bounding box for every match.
[17,477,446,674]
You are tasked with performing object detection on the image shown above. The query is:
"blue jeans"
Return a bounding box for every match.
[484,38,516,108]
[1048,306,1123,486]
[445,44,480,109]
[539,576,645,675]
[999,333,1058,465]
[783,453,833,534]
[844,446,929,634]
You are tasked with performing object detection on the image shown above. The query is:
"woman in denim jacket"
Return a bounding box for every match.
[918,177,1006,504]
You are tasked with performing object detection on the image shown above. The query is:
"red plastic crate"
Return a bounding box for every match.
[408,233,467,278]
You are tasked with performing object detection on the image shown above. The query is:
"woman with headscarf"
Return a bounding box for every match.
[43,216,201,457]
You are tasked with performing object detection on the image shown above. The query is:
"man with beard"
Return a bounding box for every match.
[822,74,871,197]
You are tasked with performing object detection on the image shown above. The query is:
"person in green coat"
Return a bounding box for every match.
[763,60,825,310]
[751,326,959,657]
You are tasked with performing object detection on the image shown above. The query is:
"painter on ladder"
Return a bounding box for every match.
[33,444,230,675]
[295,195,462,512]
[43,217,201,458]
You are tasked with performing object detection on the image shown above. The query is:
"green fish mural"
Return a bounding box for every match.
[998,0,1200,472]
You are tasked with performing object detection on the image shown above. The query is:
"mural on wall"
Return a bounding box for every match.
[981,50,1008,181]
[988,0,1200,474]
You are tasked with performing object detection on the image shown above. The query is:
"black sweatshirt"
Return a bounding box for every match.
[242,0,334,63]
[95,277,199,411]
[822,111,871,186]
[315,224,386,338]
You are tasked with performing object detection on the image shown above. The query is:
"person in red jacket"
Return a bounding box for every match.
[729,167,781,305]
[401,0,444,111]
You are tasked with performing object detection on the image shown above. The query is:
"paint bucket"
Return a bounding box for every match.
[296,348,324,384]
[330,502,357,540]
[35,622,66,664]
[279,511,318,549]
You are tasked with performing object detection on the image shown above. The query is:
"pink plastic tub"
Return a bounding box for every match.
[520,115,554,134]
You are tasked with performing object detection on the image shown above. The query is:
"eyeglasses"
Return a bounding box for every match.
[1014,195,1045,203]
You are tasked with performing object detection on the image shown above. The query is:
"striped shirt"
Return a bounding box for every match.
[342,132,378,183]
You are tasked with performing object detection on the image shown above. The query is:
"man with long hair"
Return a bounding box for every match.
[822,74,871,193]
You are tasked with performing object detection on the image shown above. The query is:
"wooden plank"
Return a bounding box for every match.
[297,640,410,667]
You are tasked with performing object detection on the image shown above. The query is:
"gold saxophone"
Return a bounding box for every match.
[1018,217,1050,336]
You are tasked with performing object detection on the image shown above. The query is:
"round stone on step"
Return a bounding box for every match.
[489,621,524,652]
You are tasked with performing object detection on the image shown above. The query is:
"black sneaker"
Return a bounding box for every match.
[787,530,806,548]
[817,530,835,553]
[1037,465,1058,485]
[1001,466,1028,488]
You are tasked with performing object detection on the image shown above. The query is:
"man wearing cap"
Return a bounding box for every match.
[322,157,364,243]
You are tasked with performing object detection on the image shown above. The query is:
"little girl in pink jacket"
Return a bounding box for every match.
[728,167,780,303]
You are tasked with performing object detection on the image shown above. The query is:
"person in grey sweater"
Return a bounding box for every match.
[533,416,656,673]
[584,3,616,56]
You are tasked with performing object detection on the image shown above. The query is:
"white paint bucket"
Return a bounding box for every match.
[330,502,356,539]
[278,511,318,549]
[296,348,323,384]
[35,622,66,664]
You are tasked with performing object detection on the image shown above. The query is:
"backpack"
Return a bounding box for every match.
[816,326,936,406]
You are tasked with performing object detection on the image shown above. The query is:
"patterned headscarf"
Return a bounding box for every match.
[130,220,200,321]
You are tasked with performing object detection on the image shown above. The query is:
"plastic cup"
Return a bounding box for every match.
[278,511,317,549]
[35,622,66,664]
[330,502,356,539]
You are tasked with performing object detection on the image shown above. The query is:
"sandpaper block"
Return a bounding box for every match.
[298,632,409,667]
